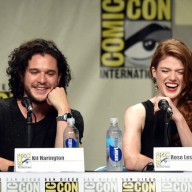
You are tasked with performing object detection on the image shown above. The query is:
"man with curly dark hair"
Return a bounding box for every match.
[0,39,84,171]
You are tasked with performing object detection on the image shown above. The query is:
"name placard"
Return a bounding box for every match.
[154,147,192,171]
[14,148,85,172]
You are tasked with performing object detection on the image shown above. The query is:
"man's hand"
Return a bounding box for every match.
[47,87,71,115]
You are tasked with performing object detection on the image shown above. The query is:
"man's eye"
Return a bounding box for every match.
[162,70,168,73]
[178,71,184,75]
[47,72,55,76]
[30,70,38,74]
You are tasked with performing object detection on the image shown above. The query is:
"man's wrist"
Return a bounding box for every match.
[56,112,72,121]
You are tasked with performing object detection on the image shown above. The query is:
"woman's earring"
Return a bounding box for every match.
[152,77,158,91]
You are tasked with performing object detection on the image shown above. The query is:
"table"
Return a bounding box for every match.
[1,171,192,192]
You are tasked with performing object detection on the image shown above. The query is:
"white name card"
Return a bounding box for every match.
[154,147,192,171]
[14,148,85,172]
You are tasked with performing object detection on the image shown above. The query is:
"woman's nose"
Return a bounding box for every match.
[169,71,176,80]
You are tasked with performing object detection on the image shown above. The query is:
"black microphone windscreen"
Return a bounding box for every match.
[21,97,33,112]
[158,99,169,111]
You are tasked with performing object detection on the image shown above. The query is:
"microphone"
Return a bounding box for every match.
[158,99,173,147]
[21,97,33,147]
[158,99,173,116]
[21,97,33,112]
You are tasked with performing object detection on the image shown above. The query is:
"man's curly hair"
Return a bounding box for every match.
[6,38,71,99]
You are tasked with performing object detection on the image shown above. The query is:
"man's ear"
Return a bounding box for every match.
[58,73,62,85]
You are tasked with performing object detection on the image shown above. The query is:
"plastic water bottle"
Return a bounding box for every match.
[106,117,123,171]
[63,117,79,148]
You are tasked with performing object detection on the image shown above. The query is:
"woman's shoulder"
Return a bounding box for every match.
[125,102,146,118]
[125,99,154,119]
[125,102,147,131]
[126,100,151,112]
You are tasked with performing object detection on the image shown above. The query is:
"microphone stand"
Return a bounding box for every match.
[163,111,172,147]
[26,111,33,148]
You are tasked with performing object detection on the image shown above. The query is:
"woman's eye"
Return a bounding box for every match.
[162,70,168,73]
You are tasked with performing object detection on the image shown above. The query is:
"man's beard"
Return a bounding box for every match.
[24,88,47,105]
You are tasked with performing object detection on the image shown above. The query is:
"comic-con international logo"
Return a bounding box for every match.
[84,178,118,192]
[45,182,79,192]
[161,180,192,192]
[155,151,170,168]
[17,153,32,168]
[122,181,156,192]
[100,0,172,79]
